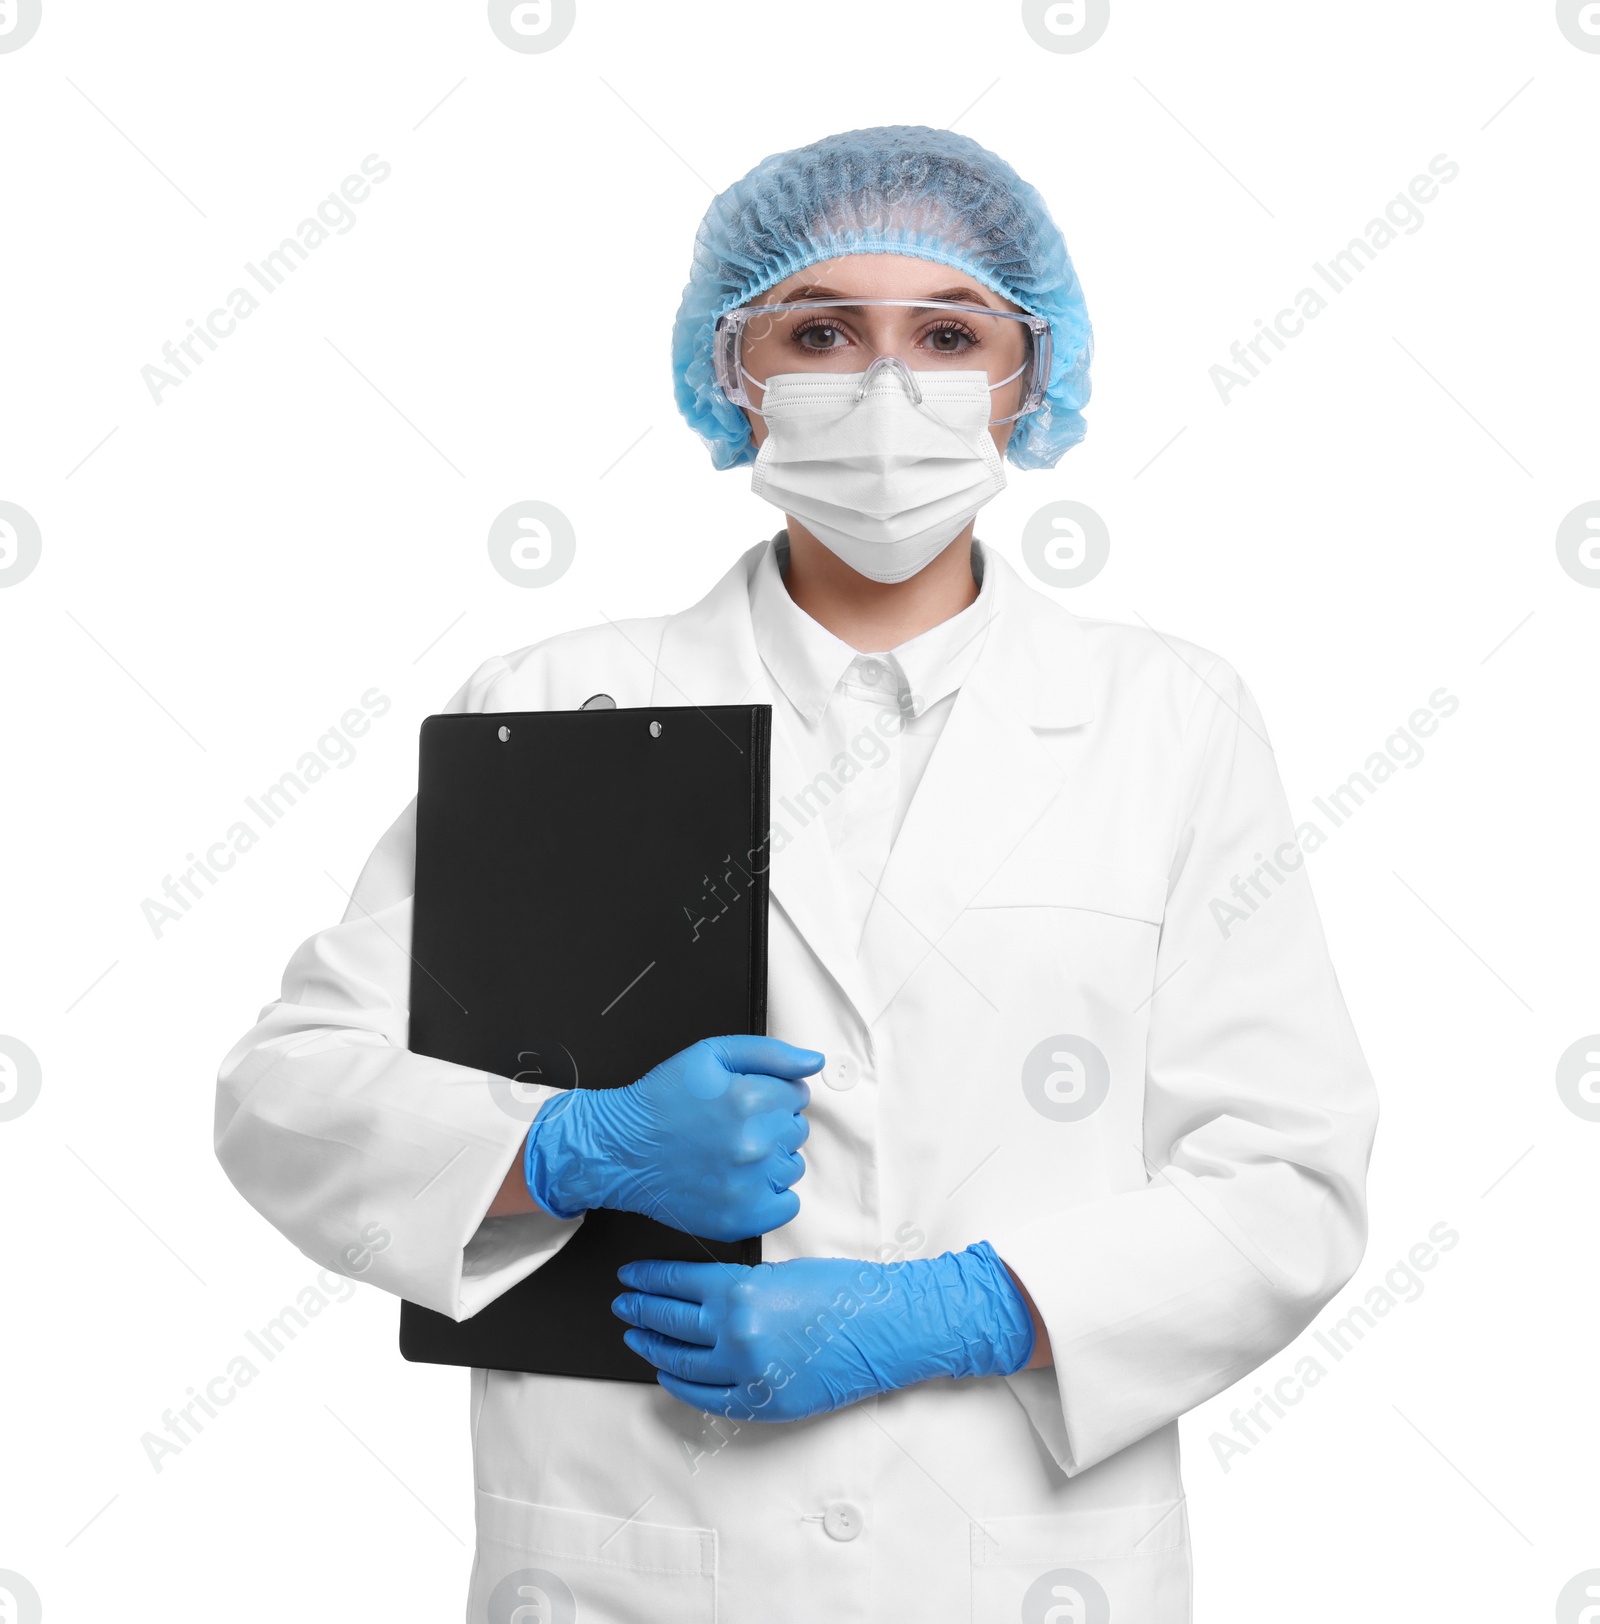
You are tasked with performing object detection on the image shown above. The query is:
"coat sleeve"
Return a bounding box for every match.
[213,655,585,1319]
[987,656,1379,1475]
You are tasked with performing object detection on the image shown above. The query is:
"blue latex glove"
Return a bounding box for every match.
[611,1241,1035,1420]
[522,1035,822,1241]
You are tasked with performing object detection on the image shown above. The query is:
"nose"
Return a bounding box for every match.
[854,354,924,406]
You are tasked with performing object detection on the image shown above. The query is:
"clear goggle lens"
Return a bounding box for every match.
[714,298,1051,426]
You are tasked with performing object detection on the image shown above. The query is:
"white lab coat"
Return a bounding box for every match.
[216,536,1377,1623]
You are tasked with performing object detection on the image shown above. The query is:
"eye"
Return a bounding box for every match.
[792,319,849,352]
[921,320,979,355]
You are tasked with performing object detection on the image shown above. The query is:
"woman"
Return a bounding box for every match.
[217,126,1377,1622]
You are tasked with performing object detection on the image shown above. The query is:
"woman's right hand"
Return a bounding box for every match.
[519,1035,823,1240]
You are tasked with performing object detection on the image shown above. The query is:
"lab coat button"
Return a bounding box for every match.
[822,1501,864,1541]
[824,1057,857,1091]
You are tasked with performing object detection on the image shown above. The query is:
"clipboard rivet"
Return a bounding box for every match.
[497,726,511,742]
[649,720,663,738]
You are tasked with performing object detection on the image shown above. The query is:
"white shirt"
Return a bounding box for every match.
[747,530,1000,952]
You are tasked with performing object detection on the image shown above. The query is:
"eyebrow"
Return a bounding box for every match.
[766,282,997,308]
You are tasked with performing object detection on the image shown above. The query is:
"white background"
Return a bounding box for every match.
[1,2,1596,1618]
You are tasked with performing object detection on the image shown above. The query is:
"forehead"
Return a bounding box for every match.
[762,253,1022,313]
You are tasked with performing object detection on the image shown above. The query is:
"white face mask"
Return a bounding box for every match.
[748,358,1007,584]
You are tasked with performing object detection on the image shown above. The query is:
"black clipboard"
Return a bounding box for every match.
[398,702,771,1381]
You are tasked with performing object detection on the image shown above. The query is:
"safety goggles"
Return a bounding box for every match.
[714,298,1052,426]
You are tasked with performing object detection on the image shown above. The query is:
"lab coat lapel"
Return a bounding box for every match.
[853,551,1097,1028]
[650,544,879,1036]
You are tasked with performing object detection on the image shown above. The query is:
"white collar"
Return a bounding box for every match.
[653,535,1096,733]
[747,530,1002,723]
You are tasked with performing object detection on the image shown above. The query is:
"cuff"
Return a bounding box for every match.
[459,1207,587,1319]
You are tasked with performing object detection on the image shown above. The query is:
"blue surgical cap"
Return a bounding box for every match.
[671,124,1092,473]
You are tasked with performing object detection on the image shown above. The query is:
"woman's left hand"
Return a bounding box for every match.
[611,1243,1035,1422]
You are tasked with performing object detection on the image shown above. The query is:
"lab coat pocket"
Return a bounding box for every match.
[471,1490,716,1624]
[965,857,1167,925]
[956,857,1167,1033]
[969,1500,1189,1623]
